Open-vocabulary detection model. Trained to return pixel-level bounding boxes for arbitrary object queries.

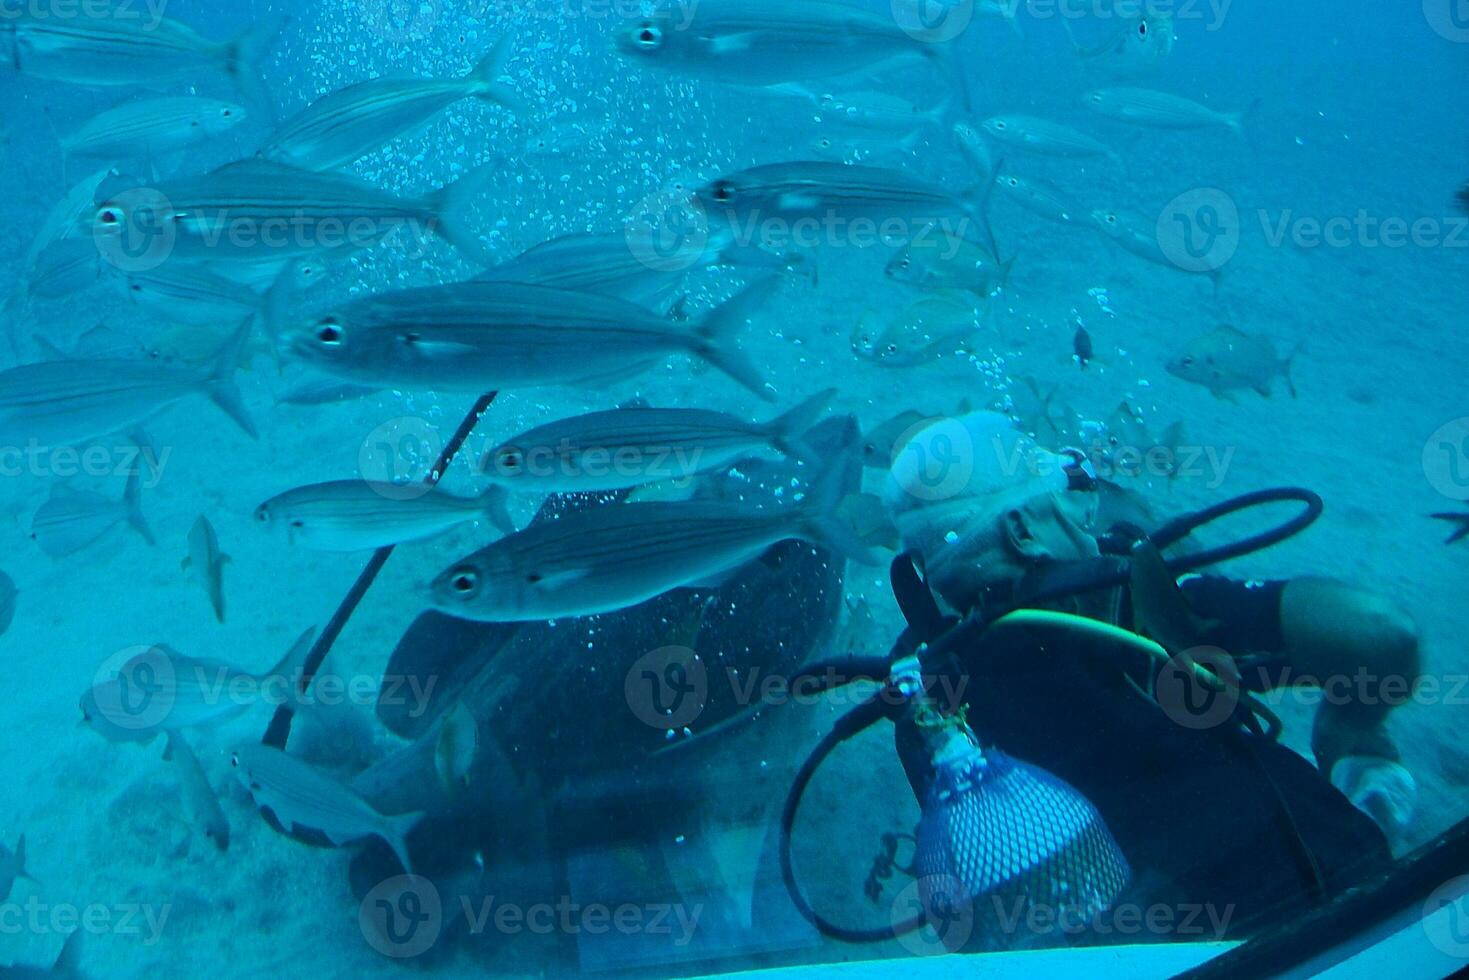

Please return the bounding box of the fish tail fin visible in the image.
[383,811,426,874]
[1282,342,1303,399]
[264,626,318,681]
[122,468,154,547]
[54,929,83,974]
[800,460,880,567]
[478,485,516,534]
[693,276,779,401]
[203,321,259,439]
[15,834,34,882]
[468,36,525,114]
[766,388,837,460]
[426,164,499,268]
[221,16,288,123]
[958,156,1004,262]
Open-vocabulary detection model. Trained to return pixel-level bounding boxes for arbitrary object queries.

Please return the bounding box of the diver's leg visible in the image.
[1278,577,1422,835]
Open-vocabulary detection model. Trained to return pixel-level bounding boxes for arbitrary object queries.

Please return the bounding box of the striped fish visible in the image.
[232,744,424,873]
[252,480,515,552]
[696,161,985,237]
[0,321,256,448]
[30,466,153,559]
[261,39,519,171]
[80,630,314,742]
[994,171,1085,225]
[62,95,246,160]
[4,5,283,110]
[480,389,835,492]
[430,450,876,621]
[613,0,966,107]
[92,159,498,268]
[981,115,1123,166]
[1090,207,1223,287]
[1084,88,1245,138]
[281,277,777,399]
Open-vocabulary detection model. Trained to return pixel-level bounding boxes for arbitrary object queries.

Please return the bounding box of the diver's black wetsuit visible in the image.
[950,574,1394,938]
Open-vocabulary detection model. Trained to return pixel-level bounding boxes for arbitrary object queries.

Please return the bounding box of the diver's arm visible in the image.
[1277,577,1422,771]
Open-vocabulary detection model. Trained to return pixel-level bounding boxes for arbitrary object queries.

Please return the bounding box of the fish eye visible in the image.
[315,317,344,346]
[993,120,1006,130]
[1139,21,1148,37]
[497,448,523,472]
[526,571,543,584]
[253,507,271,524]
[96,206,123,226]
[710,180,734,204]
[450,570,480,596]
[1181,355,1195,366]
[230,753,240,767]
[636,23,662,48]
[221,108,233,117]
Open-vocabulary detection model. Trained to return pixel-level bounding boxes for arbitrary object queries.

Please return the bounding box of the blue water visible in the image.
[0,0,1466,975]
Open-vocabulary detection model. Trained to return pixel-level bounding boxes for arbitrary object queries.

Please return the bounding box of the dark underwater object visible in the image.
[1430,507,1469,544]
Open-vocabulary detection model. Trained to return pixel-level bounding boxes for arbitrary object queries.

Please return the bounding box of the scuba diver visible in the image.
[780,411,1419,951]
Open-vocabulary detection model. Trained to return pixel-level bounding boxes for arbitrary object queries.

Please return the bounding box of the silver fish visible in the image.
[231,743,424,873]
[5,5,283,109]
[614,0,963,101]
[1065,9,1175,78]
[0,569,15,637]
[30,469,153,559]
[0,321,256,448]
[886,228,1012,299]
[696,161,989,254]
[994,171,1085,225]
[80,629,313,741]
[117,262,276,329]
[253,480,515,552]
[92,159,499,269]
[164,732,230,851]
[981,115,1122,166]
[260,40,519,171]
[0,833,33,902]
[1084,88,1244,137]
[951,119,996,183]
[281,277,777,400]
[183,516,228,623]
[430,458,875,621]
[1089,207,1223,286]
[62,96,246,160]
[1,168,112,349]
[481,389,835,492]
[850,293,980,368]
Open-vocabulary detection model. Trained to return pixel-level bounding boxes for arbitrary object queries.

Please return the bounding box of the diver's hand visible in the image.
[1331,755,1417,840]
